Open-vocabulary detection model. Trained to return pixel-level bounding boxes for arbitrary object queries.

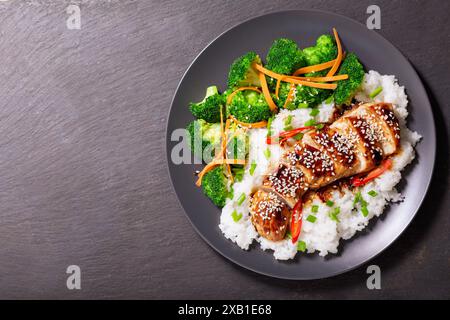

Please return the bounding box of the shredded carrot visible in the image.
[327,28,342,77]
[276,74,347,98]
[229,115,267,128]
[275,75,293,99]
[222,158,246,165]
[275,78,282,98]
[256,63,337,90]
[283,77,337,90]
[196,115,250,187]
[283,84,296,109]
[287,74,348,82]
[195,158,246,187]
[293,59,336,75]
[254,63,283,80]
[219,105,225,148]
[226,86,262,105]
[195,159,222,187]
[258,71,278,112]
[224,119,233,182]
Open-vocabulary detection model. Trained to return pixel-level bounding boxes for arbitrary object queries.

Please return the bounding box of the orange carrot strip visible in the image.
[283,77,337,89]
[223,158,246,165]
[195,160,222,187]
[226,86,261,105]
[293,59,336,75]
[283,84,296,109]
[287,74,348,82]
[256,63,337,90]
[195,158,246,187]
[258,71,278,112]
[275,77,282,98]
[224,119,233,182]
[254,63,283,80]
[229,115,267,128]
[327,28,343,77]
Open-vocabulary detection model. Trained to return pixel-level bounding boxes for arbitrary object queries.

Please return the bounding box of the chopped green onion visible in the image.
[237,193,246,206]
[264,148,271,159]
[249,161,257,176]
[231,210,243,222]
[361,205,369,217]
[284,115,293,126]
[285,231,292,239]
[315,123,325,130]
[353,191,368,209]
[306,215,317,223]
[369,86,383,99]
[304,119,316,127]
[311,205,319,213]
[297,102,308,108]
[353,192,362,207]
[283,115,293,131]
[267,116,274,137]
[294,133,304,140]
[297,240,307,252]
[353,191,369,216]
[325,95,334,104]
[329,207,341,222]
[360,197,368,207]
[309,108,320,117]
[227,186,234,199]
[368,190,378,197]
[326,200,334,207]
[367,190,378,197]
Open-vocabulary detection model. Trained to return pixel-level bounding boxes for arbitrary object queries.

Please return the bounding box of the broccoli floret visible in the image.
[189,86,224,123]
[187,119,222,161]
[227,52,262,89]
[227,90,272,123]
[334,53,365,105]
[202,165,228,207]
[276,34,337,109]
[275,80,330,110]
[265,38,306,75]
[303,34,337,66]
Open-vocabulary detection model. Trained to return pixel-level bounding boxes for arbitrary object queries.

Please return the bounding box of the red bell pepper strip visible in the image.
[266,126,315,145]
[351,159,393,187]
[290,198,303,244]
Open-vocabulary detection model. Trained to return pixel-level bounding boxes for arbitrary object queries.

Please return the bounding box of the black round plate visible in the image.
[165,10,435,279]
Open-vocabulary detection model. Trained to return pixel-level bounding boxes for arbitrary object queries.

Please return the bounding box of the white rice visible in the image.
[219,70,421,260]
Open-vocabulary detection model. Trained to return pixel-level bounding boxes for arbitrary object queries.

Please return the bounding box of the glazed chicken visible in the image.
[249,102,401,241]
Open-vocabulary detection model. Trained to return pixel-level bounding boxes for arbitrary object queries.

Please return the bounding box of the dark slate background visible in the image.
[0,0,448,299]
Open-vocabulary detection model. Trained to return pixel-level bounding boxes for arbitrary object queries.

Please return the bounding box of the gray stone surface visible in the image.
[0,0,448,299]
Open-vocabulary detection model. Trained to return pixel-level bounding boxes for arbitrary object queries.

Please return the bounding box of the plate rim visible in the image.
[164,9,436,280]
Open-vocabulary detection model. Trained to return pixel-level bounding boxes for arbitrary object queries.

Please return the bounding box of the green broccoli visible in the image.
[186,119,222,161]
[334,53,365,105]
[303,34,337,66]
[265,38,306,75]
[227,52,262,89]
[189,86,224,123]
[277,34,337,109]
[274,82,330,110]
[202,165,229,207]
[227,90,272,123]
